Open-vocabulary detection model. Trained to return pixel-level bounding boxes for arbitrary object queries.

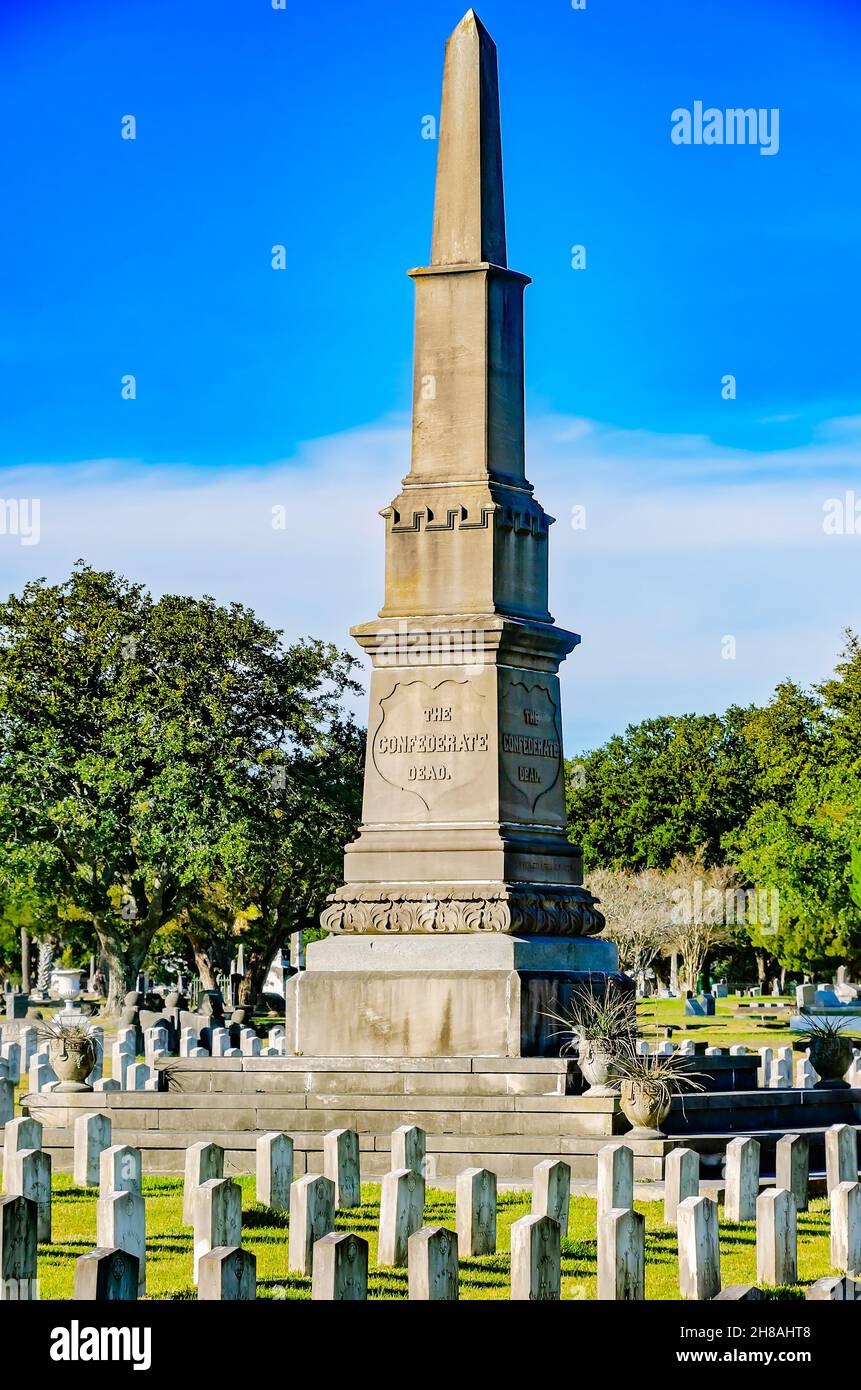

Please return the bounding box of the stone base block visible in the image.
[285,934,623,1058]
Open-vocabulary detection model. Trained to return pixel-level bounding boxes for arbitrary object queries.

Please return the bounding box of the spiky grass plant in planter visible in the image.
[794,1013,858,1089]
[613,1044,704,1137]
[547,984,637,1095]
[36,1018,98,1092]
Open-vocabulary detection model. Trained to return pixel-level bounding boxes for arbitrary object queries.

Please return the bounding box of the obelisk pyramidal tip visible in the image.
[431,10,507,268]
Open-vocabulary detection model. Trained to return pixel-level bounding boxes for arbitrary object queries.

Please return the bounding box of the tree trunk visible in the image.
[755,951,768,984]
[192,942,220,992]
[97,925,151,1016]
[20,926,31,993]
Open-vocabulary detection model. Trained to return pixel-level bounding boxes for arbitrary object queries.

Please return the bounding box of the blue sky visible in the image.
[0,0,859,750]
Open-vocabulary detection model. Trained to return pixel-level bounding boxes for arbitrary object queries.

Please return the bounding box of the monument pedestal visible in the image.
[286,933,622,1058]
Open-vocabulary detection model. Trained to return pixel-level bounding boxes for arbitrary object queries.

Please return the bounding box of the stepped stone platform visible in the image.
[13,1058,860,1187]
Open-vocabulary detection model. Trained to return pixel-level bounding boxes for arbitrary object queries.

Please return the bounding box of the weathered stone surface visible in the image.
[0,1195,37,1300]
[97,1191,146,1295]
[724,1136,760,1223]
[74,1247,139,1301]
[597,1142,633,1225]
[826,1124,858,1194]
[678,1195,721,1300]
[830,1180,861,1276]
[806,1274,859,1300]
[756,1187,797,1287]
[776,1133,809,1213]
[311,1231,369,1301]
[510,1214,560,1300]
[408,1225,459,1300]
[531,1158,571,1237]
[288,1174,335,1276]
[391,1124,426,1177]
[714,1284,764,1301]
[597,1206,644,1301]
[73,1112,112,1187]
[378,1168,425,1267]
[17,1149,51,1243]
[2,1117,42,1192]
[198,1245,256,1301]
[256,1132,293,1212]
[323,1127,361,1208]
[455,1165,497,1255]
[664,1147,699,1226]
[0,1078,12,1126]
[193,1178,241,1284]
[183,1141,224,1224]
[99,1144,142,1198]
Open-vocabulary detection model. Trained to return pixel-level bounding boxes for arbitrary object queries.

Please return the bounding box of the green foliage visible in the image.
[0,563,362,1008]
[567,635,861,976]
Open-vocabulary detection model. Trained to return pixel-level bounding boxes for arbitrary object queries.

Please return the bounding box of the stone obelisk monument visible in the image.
[287,10,620,1057]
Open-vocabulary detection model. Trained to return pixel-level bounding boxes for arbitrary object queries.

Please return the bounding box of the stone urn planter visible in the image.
[618,1079,673,1138]
[578,1039,619,1096]
[40,1022,98,1093]
[806,1034,855,1089]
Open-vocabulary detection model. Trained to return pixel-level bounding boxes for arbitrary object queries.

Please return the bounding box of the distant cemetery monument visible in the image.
[286,7,623,1059]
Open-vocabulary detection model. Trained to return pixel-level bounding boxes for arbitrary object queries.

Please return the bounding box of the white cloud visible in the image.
[2,412,859,750]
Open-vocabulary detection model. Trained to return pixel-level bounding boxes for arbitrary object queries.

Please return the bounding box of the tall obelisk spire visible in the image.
[431,10,507,267]
[287,12,613,1064]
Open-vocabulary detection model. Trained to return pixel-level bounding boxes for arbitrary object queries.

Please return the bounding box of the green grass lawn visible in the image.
[636,996,797,1051]
[36,1175,836,1300]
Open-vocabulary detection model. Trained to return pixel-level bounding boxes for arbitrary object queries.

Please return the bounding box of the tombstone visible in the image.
[806,1275,859,1301]
[391,1124,426,1177]
[455,1166,497,1256]
[17,1149,51,1243]
[378,1168,425,1267]
[74,1248,139,1301]
[776,1134,809,1213]
[93,1077,120,1094]
[289,1175,336,1277]
[0,1078,12,1126]
[729,1044,747,1057]
[240,1035,261,1058]
[769,1055,792,1089]
[110,1042,132,1089]
[597,1206,645,1301]
[126,1062,153,1091]
[193,1178,242,1284]
[509,1214,561,1301]
[757,1047,773,1089]
[180,1027,198,1057]
[100,1144,142,1198]
[97,1191,146,1295]
[311,1231,369,1301]
[408,1225,459,1301]
[17,1027,37,1067]
[677,1196,721,1300]
[684,995,704,1017]
[2,1117,42,1193]
[795,1057,817,1089]
[256,1132,293,1212]
[756,1188,797,1286]
[183,1141,224,1224]
[0,1041,21,1085]
[73,1112,112,1187]
[796,983,816,1010]
[701,992,716,1016]
[826,1124,858,1194]
[210,1027,230,1058]
[724,1137,760,1223]
[596,1142,633,1230]
[531,1158,571,1237]
[0,1196,38,1299]
[664,1147,699,1226]
[28,1054,56,1095]
[323,1128,361,1208]
[714,1284,764,1300]
[198,1246,257,1301]
[830,1181,861,1276]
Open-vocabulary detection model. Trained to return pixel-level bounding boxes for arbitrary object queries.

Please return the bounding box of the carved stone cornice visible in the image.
[320,885,604,937]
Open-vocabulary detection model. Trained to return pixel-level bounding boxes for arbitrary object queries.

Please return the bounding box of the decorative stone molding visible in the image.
[320,886,604,937]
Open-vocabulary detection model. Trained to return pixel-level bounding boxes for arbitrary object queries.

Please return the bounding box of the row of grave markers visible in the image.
[1,1113,859,1301]
[0,1022,290,1099]
[639,1039,861,1089]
